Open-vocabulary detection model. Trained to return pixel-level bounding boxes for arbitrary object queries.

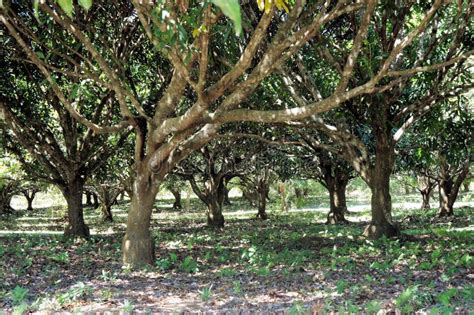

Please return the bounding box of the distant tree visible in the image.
[176,139,251,227]
[404,101,473,217]
[20,181,47,211]
[2,0,466,264]
[163,174,185,211]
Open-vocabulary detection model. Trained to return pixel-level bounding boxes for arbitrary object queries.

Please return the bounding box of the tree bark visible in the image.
[170,187,182,210]
[437,156,469,217]
[97,187,115,222]
[462,182,469,192]
[122,172,159,266]
[326,177,349,224]
[92,193,99,209]
[206,198,225,227]
[85,191,93,207]
[363,133,399,239]
[279,182,288,212]
[24,192,36,211]
[62,179,90,238]
[256,181,269,220]
[101,204,113,222]
[242,188,258,207]
[438,177,453,216]
[0,194,14,214]
[420,190,432,210]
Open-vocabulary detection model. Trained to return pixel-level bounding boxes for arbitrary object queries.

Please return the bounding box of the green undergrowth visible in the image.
[0,199,472,313]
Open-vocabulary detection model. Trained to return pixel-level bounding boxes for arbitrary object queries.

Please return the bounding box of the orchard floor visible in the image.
[0,196,473,314]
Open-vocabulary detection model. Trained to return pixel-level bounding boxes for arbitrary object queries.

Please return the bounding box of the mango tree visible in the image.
[1,0,466,264]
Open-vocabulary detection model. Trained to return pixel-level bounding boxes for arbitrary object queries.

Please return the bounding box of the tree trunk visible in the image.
[122,173,159,266]
[363,135,399,239]
[436,155,469,217]
[256,181,269,220]
[92,193,99,209]
[170,188,182,210]
[62,179,90,238]
[420,190,431,210]
[206,198,225,228]
[438,178,453,216]
[294,187,303,199]
[98,187,114,222]
[462,182,469,192]
[242,188,258,207]
[101,204,113,222]
[85,192,93,207]
[24,192,36,211]
[326,178,349,224]
[0,194,14,214]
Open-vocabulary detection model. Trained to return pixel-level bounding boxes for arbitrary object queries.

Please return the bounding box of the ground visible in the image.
[0,192,473,314]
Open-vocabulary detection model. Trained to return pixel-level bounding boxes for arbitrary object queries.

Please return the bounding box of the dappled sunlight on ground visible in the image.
[0,194,473,313]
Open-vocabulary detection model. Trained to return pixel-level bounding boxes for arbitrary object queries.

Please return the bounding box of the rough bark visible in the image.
[206,198,225,228]
[326,177,349,224]
[122,172,159,266]
[363,133,399,239]
[62,179,90,238]
[438,177,453,216]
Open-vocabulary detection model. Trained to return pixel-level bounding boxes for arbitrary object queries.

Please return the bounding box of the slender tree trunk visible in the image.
[62,179,90,238]
[326,178,349,224]
[23,191,36,211]
[462,182,469,192]
[363,135,399,239]
[294,187,303,199]
[92,193,99,209]
[256,181,269,220]
[101,204,113,222]
[85,192,93,207]
[98,188,114,222]
[242,188,257,207]
[420,190,431,210]
[170,188,182,210]
[122,172,159,266]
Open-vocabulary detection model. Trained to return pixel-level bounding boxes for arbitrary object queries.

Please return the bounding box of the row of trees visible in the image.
[1,0,472,265]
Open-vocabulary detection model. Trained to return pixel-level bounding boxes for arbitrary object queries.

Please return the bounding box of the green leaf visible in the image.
[78,0,92,11]
[57,0,73,17]
[210,0,242,36]
[33,0,40,19]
